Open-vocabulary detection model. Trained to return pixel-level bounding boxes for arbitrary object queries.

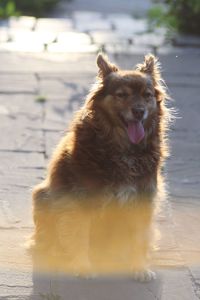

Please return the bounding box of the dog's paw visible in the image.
[132,269,156,282]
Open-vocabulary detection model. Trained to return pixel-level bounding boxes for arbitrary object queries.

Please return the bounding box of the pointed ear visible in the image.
[136,54,161,83]
[96,53,118,79]
[137,54,168,102]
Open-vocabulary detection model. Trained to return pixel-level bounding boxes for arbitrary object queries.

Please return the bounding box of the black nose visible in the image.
[132,107,145,121]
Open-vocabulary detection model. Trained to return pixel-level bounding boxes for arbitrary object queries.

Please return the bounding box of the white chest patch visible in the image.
[115,186,137,205]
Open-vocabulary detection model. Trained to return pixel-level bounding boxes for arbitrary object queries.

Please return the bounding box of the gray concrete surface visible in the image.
[0,10,165,54]
[52,0,153,17]
[0,48,200,299]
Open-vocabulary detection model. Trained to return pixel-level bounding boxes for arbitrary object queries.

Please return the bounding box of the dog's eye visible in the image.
[144,92,153,99]
[116,92,128,98]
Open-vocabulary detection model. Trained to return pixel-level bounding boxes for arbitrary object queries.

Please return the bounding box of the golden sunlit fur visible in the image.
[31,54,170,281]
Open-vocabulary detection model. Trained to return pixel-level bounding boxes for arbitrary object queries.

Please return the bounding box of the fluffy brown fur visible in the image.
[31,54,169,280]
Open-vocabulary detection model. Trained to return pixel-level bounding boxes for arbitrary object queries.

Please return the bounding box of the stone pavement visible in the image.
[0,11,166,55]
[52,0,152,16]
[0,3,200,299]
[0,48,200,299]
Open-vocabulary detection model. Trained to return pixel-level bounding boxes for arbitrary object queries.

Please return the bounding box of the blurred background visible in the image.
[0,0,200,54]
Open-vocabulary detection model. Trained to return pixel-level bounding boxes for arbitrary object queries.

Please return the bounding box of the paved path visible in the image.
[52,0,152,16]
[0,10,165,54]
[0,48,200,299]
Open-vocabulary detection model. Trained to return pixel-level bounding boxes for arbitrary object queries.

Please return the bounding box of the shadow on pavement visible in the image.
[31,271,162,300]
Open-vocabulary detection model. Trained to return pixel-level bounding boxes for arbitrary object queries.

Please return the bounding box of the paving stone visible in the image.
[42,88,85,153]
[48,31,95,52]
[61,75,93,92]
[108,15,147,33]
[75,20,111,32]
[9,16,36,30]
[42,78,88,116]
[0,93,44,226]
[161,268,198,300]
[0,52,96,73]
[0,180,41,227]
[153,201,183,267]
[0,94,43,152]
[113,53,151,69]
[190,267,200,280]
[73,12,111,31]
[167,176,200,200]
[0,229,32,297]
[90,31,133,46]
[43,74,93,91]
[44,99,73,129]
[0,74,37,93]
[134,32,165,47]
[35,18,73,32]
[11,29,56,44]
[173,35,200,47]
[0,19,9,27]
[165,84,200,199]
[165,74,200,87]
[32,272,162,300]
[0,116,44,152]
[114,52,200,76]
[45,130,65,159]
[0,27,9,42]
[73,11,104,21]
[0,154,45,188]
[0,286,32,298]
[58,31,91,45]
[168,86,200,140]
[0,229,32,270]
[63,1,151,16]
[39,78,68,98]
[48,42,98,53]
[171,201,200,254]
[0,152,45,227]
[7,30,53,52]
[0,41,44,53]
[32,272,55,299]
[159,52,200,76]
[105,44,152,54]
[0,94,41,120]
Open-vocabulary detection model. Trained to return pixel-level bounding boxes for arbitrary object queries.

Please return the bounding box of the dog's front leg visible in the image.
[55,202,92,276]
[129,201,156,282]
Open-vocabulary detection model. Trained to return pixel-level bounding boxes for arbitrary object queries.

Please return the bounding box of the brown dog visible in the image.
[31,54,169,281]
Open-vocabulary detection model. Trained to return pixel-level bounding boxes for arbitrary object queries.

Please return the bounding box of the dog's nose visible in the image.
[132,107,145,121]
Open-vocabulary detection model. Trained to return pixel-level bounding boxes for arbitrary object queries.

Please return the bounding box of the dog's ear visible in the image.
[136,54,161,84]
[137,54,167,102]
[96,53,118,79]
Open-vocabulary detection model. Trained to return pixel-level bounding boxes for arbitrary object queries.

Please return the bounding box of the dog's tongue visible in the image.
[127,121,145,144]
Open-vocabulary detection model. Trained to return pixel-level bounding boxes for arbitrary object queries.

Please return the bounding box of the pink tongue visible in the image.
[127,121,145,144]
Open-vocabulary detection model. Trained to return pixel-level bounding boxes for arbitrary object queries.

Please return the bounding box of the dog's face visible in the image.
[100,71,157,144]
[89,54,166,145]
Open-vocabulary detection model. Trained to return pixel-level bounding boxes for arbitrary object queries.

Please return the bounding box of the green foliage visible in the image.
[0,0,60,18]
[166,0,200,34]
[14,0,60,17]
[0,1,19,18]
[148,0,200,35]
[35,95,47,103]
[147,4,177,32]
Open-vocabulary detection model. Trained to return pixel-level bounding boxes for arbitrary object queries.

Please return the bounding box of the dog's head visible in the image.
[86,54,168,145]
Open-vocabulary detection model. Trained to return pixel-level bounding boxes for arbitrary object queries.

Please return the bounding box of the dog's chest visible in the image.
[114,185,137,204]
[113,153,157,204]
